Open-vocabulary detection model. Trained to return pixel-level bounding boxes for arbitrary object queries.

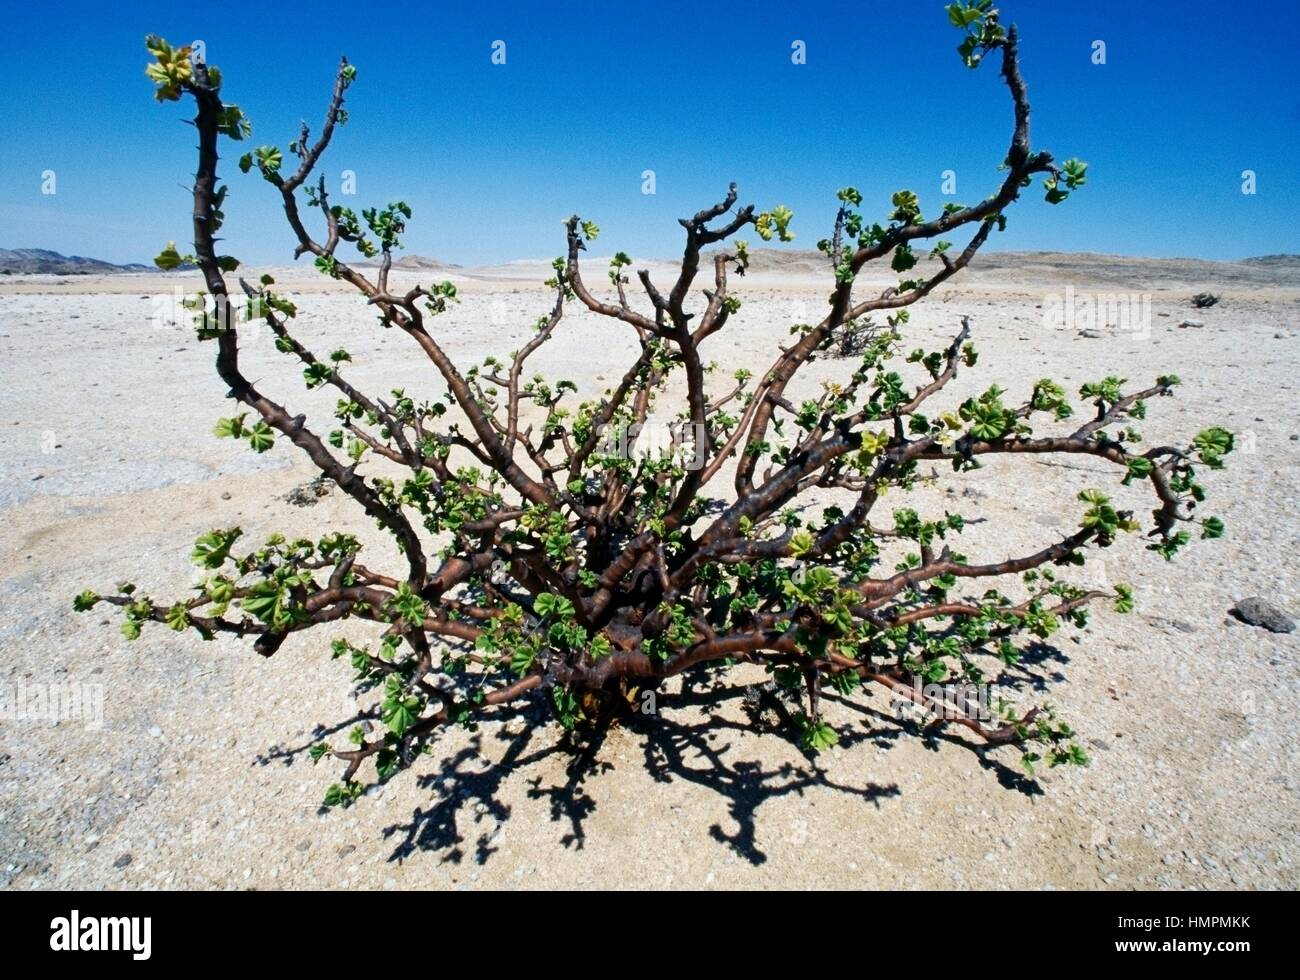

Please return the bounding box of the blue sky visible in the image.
[0,0,1295,266]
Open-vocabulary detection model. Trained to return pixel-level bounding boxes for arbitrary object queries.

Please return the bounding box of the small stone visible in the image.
[1229,597,1295,633]
[148,725,163,738]
[1178,319,1205,328]
[285,475,334,507]
[113,853,133,869]
[1077,328,1103,339]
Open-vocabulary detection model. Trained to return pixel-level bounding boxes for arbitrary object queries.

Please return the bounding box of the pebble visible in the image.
[1230,597,1295,633]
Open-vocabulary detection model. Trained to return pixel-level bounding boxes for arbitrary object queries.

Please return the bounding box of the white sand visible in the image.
[0,253,1297,889]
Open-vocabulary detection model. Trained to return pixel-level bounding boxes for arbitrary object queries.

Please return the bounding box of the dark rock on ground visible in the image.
[285,475,334,507]
[1230,597,1295,633]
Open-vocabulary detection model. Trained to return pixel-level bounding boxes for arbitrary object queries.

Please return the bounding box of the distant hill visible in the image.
[1241,254,1300,267]
[355,254,462,271]
[695,248,1300,287]
[0,248,150,275]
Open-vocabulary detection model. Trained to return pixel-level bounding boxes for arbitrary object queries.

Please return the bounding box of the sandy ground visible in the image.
[0,252,1297,890]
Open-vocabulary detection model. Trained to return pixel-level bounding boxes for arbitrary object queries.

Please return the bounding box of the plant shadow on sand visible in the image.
[362,644,1067,867]
[250,637,1070,867]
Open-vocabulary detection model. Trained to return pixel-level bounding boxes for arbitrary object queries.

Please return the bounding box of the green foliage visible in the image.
[323,780,364,807]
[381,675,423,735]
[799,715,839,752]
[388,582,427,627]
[153,241,192,271]
[1044,158,1088,204]
[191,527,242,568]
[755,205,795,242]
[1113,583,1135,614]
[1193,427,1234,468]
[144,35,193,101]
[246,421,275,453]
[945,0,1004,67]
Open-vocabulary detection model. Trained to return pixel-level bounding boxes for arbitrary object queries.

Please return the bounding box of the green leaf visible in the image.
[213,413,246,439]
[1124,456,1153,482]
[164,602,190,632]
[755,205,795,242]
[303,362,333,389]
[534,592,575,620]
[322,781,362,807]
[788,530,814,557]
[1192,427,1234,467]
[799,717,839,752]
[382,694,420,735]
[153,241,189,271]
[1061,157,1089,189]
[241,579,286,624]
[1113,583,1134,614]
[246,421,275,453]
[254,145,282,173]
[191,527,242,568]
[388,581,427,627]
[510,646,537,674]
[217,104,251,140]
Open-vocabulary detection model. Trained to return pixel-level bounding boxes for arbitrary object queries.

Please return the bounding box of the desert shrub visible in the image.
[1191,292,1221,309]
[78,5,1233,805]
